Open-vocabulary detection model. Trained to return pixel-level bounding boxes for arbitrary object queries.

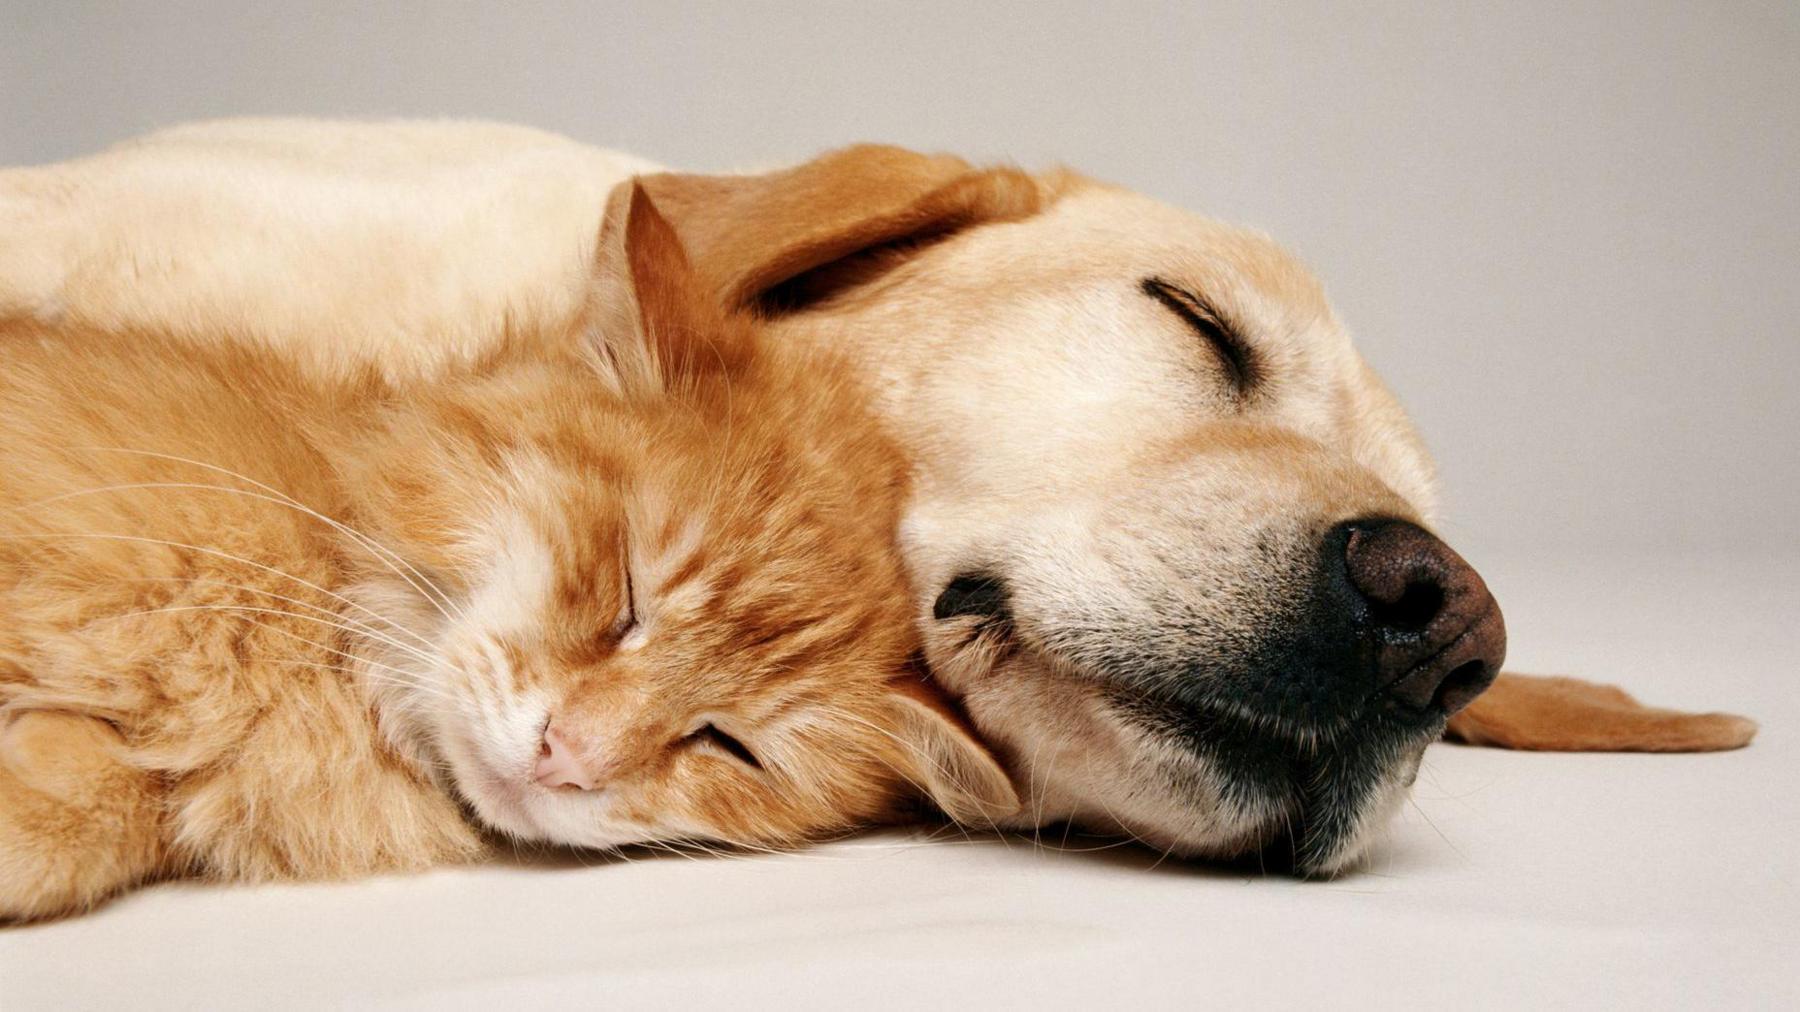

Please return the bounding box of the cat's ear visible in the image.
[885,675,1020,826]
[579,180,750,396]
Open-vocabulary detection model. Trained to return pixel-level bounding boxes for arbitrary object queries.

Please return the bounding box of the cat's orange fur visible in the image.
[0,184,1017,922]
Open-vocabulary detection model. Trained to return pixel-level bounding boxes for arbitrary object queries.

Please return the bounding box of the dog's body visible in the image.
[1,120,1754,873]
[0,119,650,380]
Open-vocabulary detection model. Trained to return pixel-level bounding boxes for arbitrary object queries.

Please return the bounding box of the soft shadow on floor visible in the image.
[479,819,1451,884]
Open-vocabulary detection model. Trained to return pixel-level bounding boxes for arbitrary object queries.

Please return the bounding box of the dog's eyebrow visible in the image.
[1140,277,1260,397]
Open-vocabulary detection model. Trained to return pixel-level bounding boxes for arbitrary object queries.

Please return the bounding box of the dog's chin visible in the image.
[926,624,1436,876]
[1122,699,1436,876]
[1232,744,1423,878]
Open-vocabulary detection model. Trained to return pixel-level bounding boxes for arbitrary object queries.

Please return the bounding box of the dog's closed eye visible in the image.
[1140,277,1259,398]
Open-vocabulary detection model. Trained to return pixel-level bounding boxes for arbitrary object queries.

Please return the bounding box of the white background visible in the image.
[5,1,1796,559]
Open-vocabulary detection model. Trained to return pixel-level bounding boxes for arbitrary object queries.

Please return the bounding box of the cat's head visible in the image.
[342,183,1018,850]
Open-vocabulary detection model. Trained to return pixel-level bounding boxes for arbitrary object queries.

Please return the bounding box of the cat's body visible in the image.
[0,186,1016,920]
[0,330,485,891]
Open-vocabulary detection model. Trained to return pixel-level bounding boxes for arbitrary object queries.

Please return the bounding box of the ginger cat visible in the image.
[0,184,1017,921]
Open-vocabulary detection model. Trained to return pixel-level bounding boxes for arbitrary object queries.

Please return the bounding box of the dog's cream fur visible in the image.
[1,120,1755,874]
[1,119,652,379]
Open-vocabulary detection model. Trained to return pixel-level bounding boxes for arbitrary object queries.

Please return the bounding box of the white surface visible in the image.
[2,550,1793,1009]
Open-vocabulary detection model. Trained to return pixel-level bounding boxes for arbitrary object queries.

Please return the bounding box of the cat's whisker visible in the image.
[105,602,439,669]
[71,445,468,617]
[636,838,705,863]
[99,574,437,652]
[147,612,463,711]
[0,530,440,654]
[675,835,793,864]
[706,835,794,860]
[332,666,458,706]
[303,659,458,706]
[99,607,453,713]
[22,464,466,626]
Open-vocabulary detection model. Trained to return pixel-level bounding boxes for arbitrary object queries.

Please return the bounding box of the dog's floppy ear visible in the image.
[1446,672,1756,751]
[638,144,1048,314]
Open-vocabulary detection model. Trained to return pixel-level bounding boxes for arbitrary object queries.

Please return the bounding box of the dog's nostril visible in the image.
[934,571,1010,622]
[1342,521,1461,637]
[1436,660,1494,715]
[1375,579,1444,633]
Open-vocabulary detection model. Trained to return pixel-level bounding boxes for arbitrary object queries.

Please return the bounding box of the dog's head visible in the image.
[643,148,1505,874]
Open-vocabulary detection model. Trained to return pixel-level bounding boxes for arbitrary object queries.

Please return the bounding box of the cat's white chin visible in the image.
[514,796,650,851]
[438,725,646,851]
[497,788,662,853]
[440,736,543,839]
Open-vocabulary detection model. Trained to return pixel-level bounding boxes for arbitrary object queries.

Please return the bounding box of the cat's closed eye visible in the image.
[608,559,640,644]
[688,723,763,770]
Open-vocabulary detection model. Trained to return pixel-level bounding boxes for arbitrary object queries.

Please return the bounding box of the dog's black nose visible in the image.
[1339,520,1505,715]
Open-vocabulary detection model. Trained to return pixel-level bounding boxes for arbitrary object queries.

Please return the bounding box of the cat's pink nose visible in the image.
[533,723,597,790]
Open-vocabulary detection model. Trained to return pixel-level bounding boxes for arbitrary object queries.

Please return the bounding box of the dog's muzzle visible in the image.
[931,518,1506,875]
[1234,518,1505,872]
[1092,518,1505,874]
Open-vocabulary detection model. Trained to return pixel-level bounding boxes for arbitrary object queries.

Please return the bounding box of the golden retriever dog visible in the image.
[0,120,1755,874]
